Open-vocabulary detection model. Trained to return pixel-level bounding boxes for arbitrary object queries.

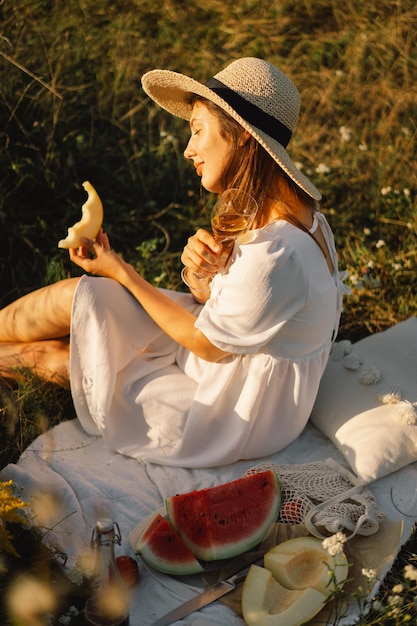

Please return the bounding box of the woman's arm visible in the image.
[120,265,227,361]
[69,231,229,362]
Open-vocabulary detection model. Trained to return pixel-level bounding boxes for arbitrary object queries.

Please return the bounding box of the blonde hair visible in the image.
[189,95,317,228]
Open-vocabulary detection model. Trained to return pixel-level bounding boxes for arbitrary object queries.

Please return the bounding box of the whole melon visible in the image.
[166,470,280,561]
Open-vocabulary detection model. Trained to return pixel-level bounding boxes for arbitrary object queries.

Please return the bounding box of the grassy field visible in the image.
[0,0,416,623]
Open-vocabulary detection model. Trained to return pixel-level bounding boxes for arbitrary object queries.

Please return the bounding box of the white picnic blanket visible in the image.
[2,417,416,626]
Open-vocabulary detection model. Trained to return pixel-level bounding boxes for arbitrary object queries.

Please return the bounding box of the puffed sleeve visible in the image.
[195,232,308,353]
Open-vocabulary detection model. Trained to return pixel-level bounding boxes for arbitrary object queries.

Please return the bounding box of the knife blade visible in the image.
[150,560,259,626]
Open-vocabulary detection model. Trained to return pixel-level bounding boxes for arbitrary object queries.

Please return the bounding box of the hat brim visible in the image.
[141,69,321,201]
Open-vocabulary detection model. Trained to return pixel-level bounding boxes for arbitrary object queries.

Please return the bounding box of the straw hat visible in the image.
[141,57,321,201]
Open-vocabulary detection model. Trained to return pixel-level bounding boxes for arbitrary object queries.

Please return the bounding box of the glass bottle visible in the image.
[84,518,130,626]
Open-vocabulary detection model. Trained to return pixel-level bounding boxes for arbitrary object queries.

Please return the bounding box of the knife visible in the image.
[150,558,262,626]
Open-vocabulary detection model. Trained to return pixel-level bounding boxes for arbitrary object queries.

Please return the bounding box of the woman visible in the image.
[0,58,349,467]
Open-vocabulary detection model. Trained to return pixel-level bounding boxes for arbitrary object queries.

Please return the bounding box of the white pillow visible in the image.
[310,316,417,482]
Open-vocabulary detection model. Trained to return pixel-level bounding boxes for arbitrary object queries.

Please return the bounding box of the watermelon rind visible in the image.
[166,470,281,561]
[135,513,204,575]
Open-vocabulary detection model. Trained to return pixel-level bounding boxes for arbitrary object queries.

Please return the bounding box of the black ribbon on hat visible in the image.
[205,77,292,148]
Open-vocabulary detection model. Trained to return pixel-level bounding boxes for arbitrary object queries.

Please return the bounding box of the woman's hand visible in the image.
[181,228,223,281]
[69,229,130,282]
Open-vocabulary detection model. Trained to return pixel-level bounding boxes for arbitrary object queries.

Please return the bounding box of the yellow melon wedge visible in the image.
[264,537,348,595]
[58,181,103,249]
[242,564,328,626]
[242,537,349,626]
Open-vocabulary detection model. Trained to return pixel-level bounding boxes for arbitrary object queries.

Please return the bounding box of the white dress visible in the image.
[70,212,349,467]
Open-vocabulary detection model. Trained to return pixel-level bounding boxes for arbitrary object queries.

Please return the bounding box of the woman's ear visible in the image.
[239,130,251,147]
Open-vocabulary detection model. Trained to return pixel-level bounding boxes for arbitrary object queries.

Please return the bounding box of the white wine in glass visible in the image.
[211,188,258,245]
[185,188,258,287]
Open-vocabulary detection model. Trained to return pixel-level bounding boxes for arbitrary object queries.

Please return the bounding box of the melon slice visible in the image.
[265,536,348,594]
[242,564,328,626]
[166,470,280,561]
[242,536,349,626]
[58,181,103,249]
[134,513,204,575]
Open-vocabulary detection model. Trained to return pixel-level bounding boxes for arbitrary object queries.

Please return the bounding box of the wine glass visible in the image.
[210,188,258,248]
[184,188,258,287]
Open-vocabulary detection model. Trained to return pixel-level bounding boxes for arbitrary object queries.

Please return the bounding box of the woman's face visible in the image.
[184,101,233,194]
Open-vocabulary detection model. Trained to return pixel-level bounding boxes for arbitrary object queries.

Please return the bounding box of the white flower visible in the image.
[381,186,392,196]
[404,564,417,582]
[388,594,403,608]
[339,126,353,142]
[392,262,402,271]
[322,532,347,556]
[403,188,410,197]
[66,566,85,586]
[367,260,375,269]
[375,239,385,248]
[315,163,331,175]
[362,567,378,581]
[372,599,384,612]
[336,70,344,77]
[350,275,364,289]
[392,583,404,594]
[358,142,368,151]
[58,606,79,625]
[160,131,174,144]
[363,227,371,235]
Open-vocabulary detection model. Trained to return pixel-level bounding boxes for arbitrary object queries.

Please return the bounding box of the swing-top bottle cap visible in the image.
[96,518,114,533]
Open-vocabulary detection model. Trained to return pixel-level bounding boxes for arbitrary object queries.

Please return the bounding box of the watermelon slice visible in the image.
[166,470,280,561]
[134,513,204,575]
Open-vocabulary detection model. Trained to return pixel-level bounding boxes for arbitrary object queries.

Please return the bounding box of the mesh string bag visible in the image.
[244,458,384,539]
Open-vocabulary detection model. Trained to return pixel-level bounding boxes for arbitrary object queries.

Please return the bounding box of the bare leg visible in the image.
[0,339,70,388]
[0,277,79,386]
[0,277,79,342]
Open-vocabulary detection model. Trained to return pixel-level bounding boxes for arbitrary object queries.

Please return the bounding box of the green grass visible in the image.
[0,0,416,623]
